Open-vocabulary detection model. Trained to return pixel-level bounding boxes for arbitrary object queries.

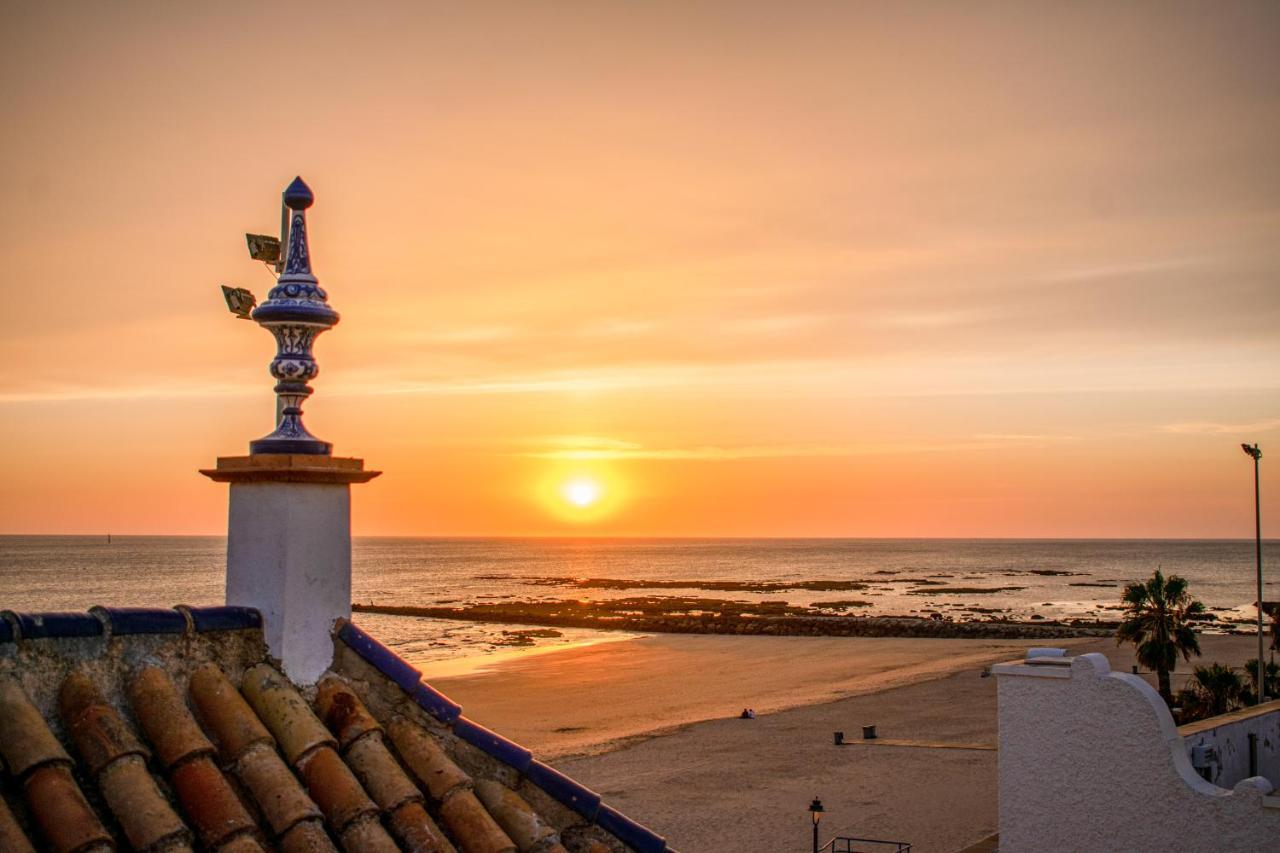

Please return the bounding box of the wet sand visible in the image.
[425,633,1072,759]
[427,631,1263,853]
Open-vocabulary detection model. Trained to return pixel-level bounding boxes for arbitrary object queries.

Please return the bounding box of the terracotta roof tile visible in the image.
[384,715,516,852]
[238,664,400,848]
[0,608,663,853]
[440,789,518,853]
[296,744,379,833]
[314,678,454,850]
[97,754,192,851]
[315,675,383,750]
[128,665,215,769]
[278,819,340,853]
[169,757,259,848]
[60,697,148,779]
[386,717,471,801]
[22,763,114,853]
[474,779,562,852]
[240,664,337,765]
[0,785,36,853]
[125,666,259,848]
[0,677,71,776]
[316,679,419,809]
[387,800,457,853]
[217,834,269,853]
[338,816,405,852]
[55,672,191,850]
[189,663,273,761]
[235,743,325,838]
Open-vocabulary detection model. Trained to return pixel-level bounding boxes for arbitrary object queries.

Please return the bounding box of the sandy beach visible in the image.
[426,632,1263,853]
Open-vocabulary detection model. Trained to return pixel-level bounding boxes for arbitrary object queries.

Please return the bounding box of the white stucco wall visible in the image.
[1183,702,1280,790]
[994,652,1280,853]
[226,481,351,685]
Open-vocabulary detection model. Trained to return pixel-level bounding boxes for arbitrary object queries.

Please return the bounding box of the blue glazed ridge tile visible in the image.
[525,759,601,819]
[595,804,667,853]
[8,611,104,640]
[453,716,533,772]
[336,619,422,691]
[93,606,188,635]
[409,679,463,724]
[179,605,262,632]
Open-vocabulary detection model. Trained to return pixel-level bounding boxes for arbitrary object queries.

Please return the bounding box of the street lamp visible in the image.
[809,797,824,853]
[1242,443,1265,703]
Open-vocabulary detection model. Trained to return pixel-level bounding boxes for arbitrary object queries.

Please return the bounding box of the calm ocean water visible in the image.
[2,537,1276,666]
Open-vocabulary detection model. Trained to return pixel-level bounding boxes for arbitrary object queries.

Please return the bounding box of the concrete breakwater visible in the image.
[353,600,1114,640]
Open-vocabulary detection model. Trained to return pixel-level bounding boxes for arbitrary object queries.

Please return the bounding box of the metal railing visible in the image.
[819,837,912,853]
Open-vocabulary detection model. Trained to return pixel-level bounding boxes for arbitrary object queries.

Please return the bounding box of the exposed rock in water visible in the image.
[906,586,1028,595]
[354,598,1112,640]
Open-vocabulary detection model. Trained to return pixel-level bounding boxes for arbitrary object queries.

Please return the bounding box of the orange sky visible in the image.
[1,1,1278,537]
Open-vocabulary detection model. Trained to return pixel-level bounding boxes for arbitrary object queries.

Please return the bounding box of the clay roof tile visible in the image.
[344,733,423,812]
[58,671,150,778]
[387,800,457,853]
[96,754,192,851]
[440,789,518,853]
[169,756,258,848]
[0,789,36,853]
[21,763,114,853]
[0,677,71,777]
[386,716,471,801]
[474,779,561,851]
[314,676,382,750]
[235,743,324,836]
[189,663,272,761]
[296,745,378,833]
[128,665,214,769]
[277,819,339,853]
[215,834,269,853]
[239,664,336,765]
[337,817,403,852]
[0,607,657,853]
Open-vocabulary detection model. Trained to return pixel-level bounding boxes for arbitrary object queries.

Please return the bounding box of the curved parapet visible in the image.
[993,650,1280,853]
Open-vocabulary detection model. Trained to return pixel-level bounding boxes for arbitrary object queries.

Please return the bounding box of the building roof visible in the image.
[0,607,667,853]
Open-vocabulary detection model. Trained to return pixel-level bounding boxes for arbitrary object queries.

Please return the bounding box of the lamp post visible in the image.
[808,797,824,853]
[1242,443,1264,703]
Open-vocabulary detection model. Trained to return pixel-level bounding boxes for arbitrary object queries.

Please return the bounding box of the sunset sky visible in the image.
[1,1,1278,537]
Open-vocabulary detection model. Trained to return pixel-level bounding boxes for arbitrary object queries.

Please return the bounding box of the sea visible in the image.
[1,537,1275,669]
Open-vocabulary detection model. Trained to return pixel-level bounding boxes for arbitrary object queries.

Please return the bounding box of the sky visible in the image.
[1,1,1278,537]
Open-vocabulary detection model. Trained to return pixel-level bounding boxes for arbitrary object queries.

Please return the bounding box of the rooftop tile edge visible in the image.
[0,606,262,642]
[335,617,667,849]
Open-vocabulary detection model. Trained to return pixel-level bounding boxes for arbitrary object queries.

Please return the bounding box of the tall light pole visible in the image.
[1242,443,1264,703]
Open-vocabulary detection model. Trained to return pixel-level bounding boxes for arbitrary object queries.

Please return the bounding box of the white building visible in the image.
[993,649,1280,852]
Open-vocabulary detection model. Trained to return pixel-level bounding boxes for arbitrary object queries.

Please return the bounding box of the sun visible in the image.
[561,477,603,508]
[536,467,627,524]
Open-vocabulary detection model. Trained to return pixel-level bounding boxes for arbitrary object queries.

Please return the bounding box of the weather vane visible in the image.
[222,176,340,455]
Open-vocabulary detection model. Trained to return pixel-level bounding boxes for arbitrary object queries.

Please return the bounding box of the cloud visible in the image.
[518,436,1060,461]
[1162,419,1280,435]
[1035,256,1213,284]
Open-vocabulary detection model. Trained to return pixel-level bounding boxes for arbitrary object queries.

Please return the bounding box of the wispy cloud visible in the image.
[1036,256,1212,284]
[0,383,254,405]
[973,433,1080,443]
[517,435,1062,461]
[1162,418,1280,435]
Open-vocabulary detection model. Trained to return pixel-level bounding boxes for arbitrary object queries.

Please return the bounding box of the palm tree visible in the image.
[1187,663,1244,717]
[1242,658,1280,704]
[1116,569,1205,705]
